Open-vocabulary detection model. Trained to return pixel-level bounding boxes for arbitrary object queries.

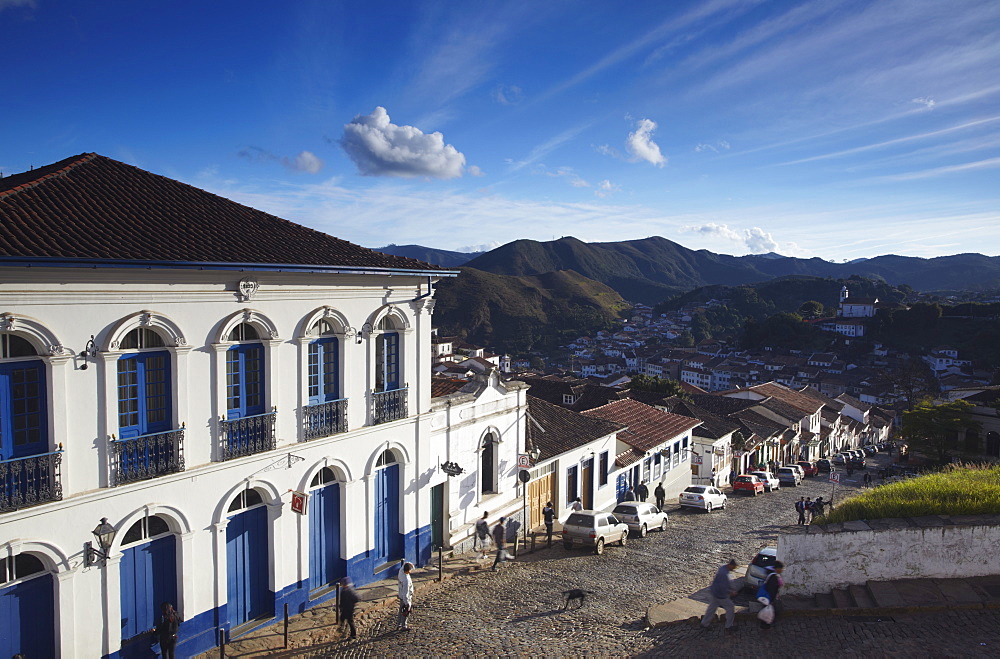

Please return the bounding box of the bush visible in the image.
[818,463,1000,523]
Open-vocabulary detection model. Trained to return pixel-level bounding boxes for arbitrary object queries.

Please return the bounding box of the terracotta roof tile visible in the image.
[526,396,624,461]
[0,153,445,272]
[582,398,701,453]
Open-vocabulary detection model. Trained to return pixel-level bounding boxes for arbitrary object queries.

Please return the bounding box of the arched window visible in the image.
[308,320,339,404]
[0,333,47,460]
[226,324,264,419]
[481,433,498,494]
[375,317,400,393]
[310,466,337,487]
[117,328,171,440]
[227,487,264,512]
[120,514,171,546]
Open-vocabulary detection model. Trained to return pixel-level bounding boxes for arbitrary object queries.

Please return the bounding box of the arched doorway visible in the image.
[119,514,178,656]
[0,551,55,658]
[309,467,343,593]
[987,432,1000,458]
[373,450,402,568]
[226,488,271,629]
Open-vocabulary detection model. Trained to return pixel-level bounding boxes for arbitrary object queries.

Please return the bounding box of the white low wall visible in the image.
[778,517,1000,595]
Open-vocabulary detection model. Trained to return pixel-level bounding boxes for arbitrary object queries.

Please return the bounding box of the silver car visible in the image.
[745,546,778,589]
[562,510,629,554]
[679,485,727,512]
[749,470,780,492]
[612,502,668,537]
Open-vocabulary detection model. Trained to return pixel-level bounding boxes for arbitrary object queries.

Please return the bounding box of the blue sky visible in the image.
[3,0,999,261]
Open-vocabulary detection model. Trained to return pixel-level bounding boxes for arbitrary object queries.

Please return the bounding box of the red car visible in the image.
[732,474,765,496]
[797,460,818,477]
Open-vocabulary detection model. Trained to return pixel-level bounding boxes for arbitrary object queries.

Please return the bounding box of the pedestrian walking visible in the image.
[339,577,359,639]
[397,562,414,631]
[812,496,826,519]
[864,472,873,488]
[700,559,739,632]
[542,501,555,547]
[491,517,508,571]
[570,497,583,512]
[804,497,813,524]
[758,561,785,629]
[711,468,717,487]
[654,482,666,511]
[795,497,806,525]
[636,480,649,502]
[728,470,737,487]
[153,602,180,659]
[623,486,636,502]
[474,511,491,558]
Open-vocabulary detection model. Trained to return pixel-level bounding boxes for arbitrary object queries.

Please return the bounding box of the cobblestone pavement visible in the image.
[271,454,980,658]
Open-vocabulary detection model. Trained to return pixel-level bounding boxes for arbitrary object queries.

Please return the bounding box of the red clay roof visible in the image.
[0,153,445,272]
[583,398,701,453]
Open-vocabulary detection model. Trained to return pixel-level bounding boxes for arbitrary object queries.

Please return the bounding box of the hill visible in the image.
[373,244,482,268]
[463,236,1000,304]
[432,267,628,353]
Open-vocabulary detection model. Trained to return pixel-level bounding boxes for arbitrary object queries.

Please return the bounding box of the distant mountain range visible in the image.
[374,244,485,268]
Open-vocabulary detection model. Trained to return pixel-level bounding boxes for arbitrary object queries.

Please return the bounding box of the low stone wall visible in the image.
[778,514,1000,595]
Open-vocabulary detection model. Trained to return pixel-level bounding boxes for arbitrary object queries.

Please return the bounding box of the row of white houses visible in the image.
[0,154,698,658]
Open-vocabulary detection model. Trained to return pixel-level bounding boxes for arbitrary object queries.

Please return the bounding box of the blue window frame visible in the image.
[375,332,399,392]
[0,361,47,460]
[117,351,170,439]
[227,344,264,418]
[598,451,609,487]
[307,338,339,404]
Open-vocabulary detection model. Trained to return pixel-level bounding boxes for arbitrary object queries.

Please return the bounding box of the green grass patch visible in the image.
[818,464,1000,524]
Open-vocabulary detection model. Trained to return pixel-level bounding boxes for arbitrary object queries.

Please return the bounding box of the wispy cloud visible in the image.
[237,147,324,174]
[339,107,466,179]
[695,141,731,153]
[507,122,593,172]
[595,180,620,198]
[0,0,34,11]
[492,84,524,105]
[876,156,1000,181]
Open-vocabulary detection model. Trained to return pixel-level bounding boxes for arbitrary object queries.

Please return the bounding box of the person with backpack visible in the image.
[542,501,555,547]
[636,480,649,502]
[474,511,491,559]
[153,602,180,659]
[756,561,785,629]
[491,517,508,571]
[654,482,666,511]
[794,497,806,525]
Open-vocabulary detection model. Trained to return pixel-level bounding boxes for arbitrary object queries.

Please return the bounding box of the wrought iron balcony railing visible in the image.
[111,427,186,487]
[303,398,348,440]
[372,387,408,425]
[221,408,277,461]
[0,449,63,513]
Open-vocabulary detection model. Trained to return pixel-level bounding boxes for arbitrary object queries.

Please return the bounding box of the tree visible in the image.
[628,375,689,399]
[798,300,824,318]
[902,399,980,464]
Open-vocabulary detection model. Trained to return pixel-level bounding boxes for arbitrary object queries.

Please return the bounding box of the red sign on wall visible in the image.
[290,490,308,515]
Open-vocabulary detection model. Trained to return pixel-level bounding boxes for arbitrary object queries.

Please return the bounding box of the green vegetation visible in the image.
[871,303,1000,369]
[902,399,981,464]
[819,464,1000,523]
[628,375,689,399]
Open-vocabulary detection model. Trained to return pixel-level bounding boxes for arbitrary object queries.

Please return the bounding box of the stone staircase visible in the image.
[779,575,1000,616]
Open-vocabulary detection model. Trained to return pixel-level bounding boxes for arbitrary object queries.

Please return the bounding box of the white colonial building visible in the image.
[0,154,530,658]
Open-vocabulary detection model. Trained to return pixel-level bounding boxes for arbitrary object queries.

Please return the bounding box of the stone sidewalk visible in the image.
[196,532,555,657]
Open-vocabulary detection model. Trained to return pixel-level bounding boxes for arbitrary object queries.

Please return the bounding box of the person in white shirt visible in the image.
[570,497,583,511]
[397,562,414,631]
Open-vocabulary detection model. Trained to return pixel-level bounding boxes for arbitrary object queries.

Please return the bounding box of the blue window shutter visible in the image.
[308,338,338,405]
[383,333,399,391]
[227,344,265,418]
[118,351,171,439]
[0,361,47,459]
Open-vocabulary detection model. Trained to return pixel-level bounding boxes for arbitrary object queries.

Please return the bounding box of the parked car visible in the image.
[785,464,806,481]
[733,474,765,496]
[849,457,867,470]
[864,445,878,455]
[749,470,780,492]
[612,501,668,537]
[776,466,801,486]
[797,460,818,477]
[832,453,847,465]
[745,546,779,589]
[562,510,630,554]
[679,485,728,512]
[816,458,833,473]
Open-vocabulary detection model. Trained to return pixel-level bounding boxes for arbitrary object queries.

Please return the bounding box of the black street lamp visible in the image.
[84,517,117,567]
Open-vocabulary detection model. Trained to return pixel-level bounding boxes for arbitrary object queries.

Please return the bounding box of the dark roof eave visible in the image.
[0,256,459,277]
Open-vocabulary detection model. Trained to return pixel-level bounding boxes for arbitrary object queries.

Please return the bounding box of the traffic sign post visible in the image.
[829,471,840,507]
[517,454,531,469]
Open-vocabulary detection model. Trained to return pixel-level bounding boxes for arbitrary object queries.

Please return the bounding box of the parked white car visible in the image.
[612,501,668,537]
[776,466,801,486]
[784,464,806,481]
[679,485,728,512]
[749,470,780,492]
[745,546,778,589]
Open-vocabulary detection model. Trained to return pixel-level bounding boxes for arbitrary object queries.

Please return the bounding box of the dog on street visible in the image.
[562,588,593,609]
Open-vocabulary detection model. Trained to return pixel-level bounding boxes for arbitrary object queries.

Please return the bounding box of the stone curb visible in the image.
[648,599,1000,628]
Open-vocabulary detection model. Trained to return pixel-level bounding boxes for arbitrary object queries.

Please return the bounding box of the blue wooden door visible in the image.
[373,464,400,565]
[0,573,55,658]
[226,505,270,627]
[0,360,47,460]
[308,482,342,591]
[120,534,177,642]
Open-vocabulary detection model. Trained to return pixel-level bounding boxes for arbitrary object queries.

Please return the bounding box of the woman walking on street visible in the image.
[759,561,785,630]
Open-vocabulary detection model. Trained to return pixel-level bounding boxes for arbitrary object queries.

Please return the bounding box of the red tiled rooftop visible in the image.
[0,153,447,272]
[583,398,701,452]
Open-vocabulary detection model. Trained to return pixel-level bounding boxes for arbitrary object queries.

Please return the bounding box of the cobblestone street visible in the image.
[263,454,998,658]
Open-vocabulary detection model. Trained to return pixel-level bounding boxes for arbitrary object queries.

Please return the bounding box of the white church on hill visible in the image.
[0,154,534,658]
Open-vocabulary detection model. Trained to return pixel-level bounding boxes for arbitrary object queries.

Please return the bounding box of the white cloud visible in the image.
[681,223,780,253]
[492,84,524,105]
[468,165,485,177]
[457,241,503,253]
[695,140,731,153]
[0,0,35,11]
[912,97,936,109]
[339,106,466,179]
[543,166,589,188]
[626,118,667,167]
[595,179,620,198]
[282,151,324,174]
